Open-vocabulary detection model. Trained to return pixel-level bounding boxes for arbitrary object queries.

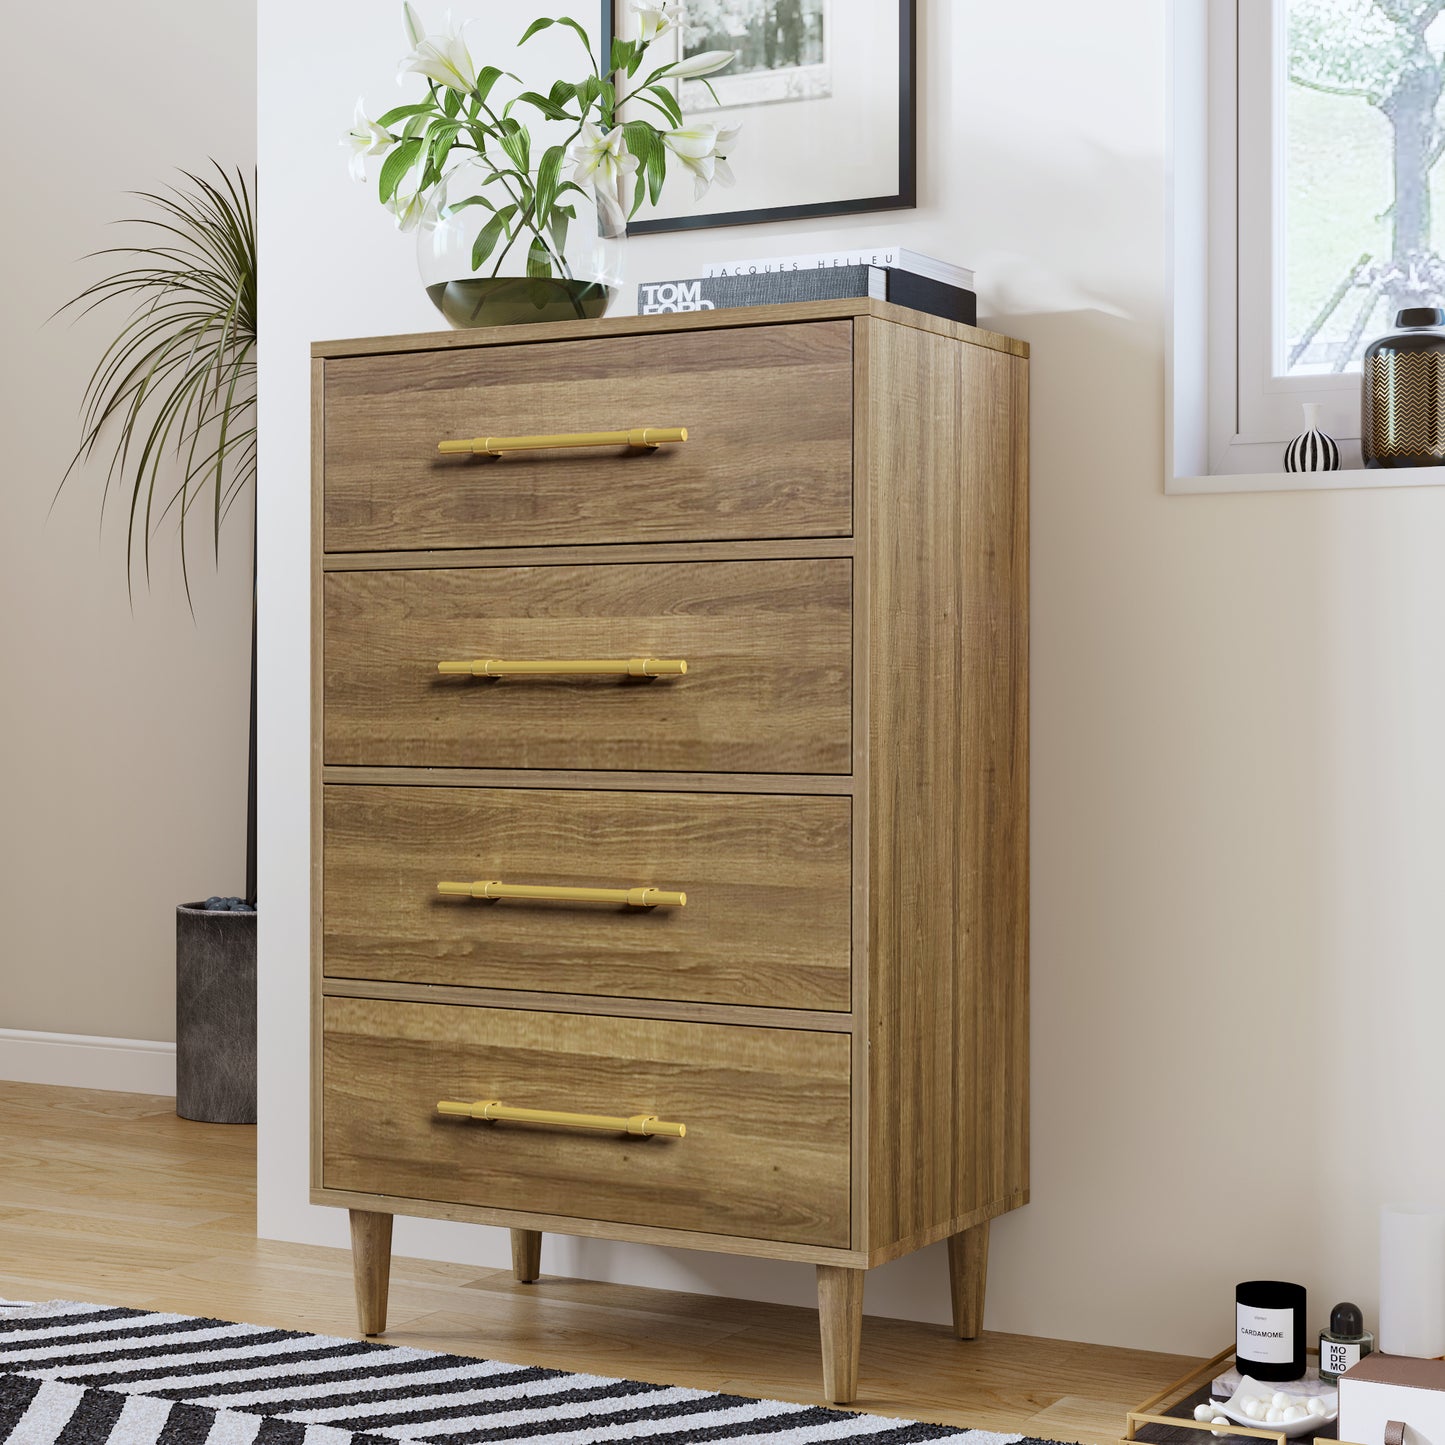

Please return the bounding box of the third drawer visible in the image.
[322,784,853,1011]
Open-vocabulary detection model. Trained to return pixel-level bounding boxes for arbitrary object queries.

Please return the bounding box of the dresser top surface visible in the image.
[311,297,1028,363]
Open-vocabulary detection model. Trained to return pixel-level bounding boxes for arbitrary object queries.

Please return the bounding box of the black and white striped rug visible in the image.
[0,1299,1057,1444]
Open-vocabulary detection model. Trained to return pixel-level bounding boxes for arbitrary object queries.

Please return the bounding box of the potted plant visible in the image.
[346,3,738,326]
[57,166,258,1124]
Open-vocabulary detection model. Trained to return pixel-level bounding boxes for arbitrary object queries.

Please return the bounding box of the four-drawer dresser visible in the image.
[311,298,1029,1403]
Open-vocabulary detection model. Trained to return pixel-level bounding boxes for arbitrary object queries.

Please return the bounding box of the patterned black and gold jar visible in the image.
[1363,307,1445,467]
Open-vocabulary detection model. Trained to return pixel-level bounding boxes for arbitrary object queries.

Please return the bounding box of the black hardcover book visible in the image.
[636,264,977,327]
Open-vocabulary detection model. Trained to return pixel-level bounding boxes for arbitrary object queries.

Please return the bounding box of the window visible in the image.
[1169,0,1445,485]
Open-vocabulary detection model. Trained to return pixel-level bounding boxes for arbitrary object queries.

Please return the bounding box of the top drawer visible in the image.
[321,321,854,553]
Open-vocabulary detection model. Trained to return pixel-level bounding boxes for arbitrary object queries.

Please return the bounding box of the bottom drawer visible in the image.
[321,998,852,1247]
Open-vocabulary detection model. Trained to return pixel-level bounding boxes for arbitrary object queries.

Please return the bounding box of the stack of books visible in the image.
[636,245,976,326]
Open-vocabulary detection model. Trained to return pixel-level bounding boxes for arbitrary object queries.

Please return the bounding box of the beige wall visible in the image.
[257,0,1445,1355]
[0,1,256,1042]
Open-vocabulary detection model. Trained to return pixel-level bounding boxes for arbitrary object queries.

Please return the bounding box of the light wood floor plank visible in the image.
[0,1080,1194,1442]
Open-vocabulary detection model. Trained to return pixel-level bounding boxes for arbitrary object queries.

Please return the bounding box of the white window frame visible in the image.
[1167,0,1445,492]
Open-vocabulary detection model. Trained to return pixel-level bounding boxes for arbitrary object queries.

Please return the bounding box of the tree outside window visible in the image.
[1286,0,1445,374]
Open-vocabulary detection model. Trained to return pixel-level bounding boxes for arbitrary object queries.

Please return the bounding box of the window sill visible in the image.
[1168,467,1445,496]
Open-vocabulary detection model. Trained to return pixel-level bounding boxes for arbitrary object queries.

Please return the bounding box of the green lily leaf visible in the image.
[375,100,434,128]
[549,203,573,256]
[534,143,565,221]
[576,74,602,111]
[646,140,665,206]
[526,236,553,278]
[498,120,530,173]
[610,37,635,75]
[520,15,593,54]
[622,120,658,166]
[645,84,683,127]
[379,136,423,203]
[511,90,572,121]
[475,65,506,106]
[471,202,518,271]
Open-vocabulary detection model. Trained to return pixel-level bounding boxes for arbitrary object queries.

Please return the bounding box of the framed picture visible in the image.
[603,0,916,234]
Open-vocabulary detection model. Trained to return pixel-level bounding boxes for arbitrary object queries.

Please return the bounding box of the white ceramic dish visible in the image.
[1212,1378,1338,1438]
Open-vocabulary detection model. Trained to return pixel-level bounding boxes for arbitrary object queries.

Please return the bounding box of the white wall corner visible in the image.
[0,1028,176,1096]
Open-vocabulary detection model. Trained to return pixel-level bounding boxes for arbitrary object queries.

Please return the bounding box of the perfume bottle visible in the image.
[1319,1302,1374,1382]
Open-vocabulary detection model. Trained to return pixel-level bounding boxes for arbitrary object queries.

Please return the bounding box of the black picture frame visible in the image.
[601,0,916,235]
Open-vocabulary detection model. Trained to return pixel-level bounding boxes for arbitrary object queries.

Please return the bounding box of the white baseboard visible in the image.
[0,1028,176,1096]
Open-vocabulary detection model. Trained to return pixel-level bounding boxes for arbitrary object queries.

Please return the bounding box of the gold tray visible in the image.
[1124,1347,1363,1445]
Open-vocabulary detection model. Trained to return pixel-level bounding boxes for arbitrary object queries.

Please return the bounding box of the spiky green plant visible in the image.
[56,163,256,603]
[56,162,259,907]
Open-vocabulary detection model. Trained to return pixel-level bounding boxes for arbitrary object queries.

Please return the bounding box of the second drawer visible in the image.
[323,784,853,1011]
[322,558,853,774]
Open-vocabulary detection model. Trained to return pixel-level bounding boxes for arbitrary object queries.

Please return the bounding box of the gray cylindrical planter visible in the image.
[176,904,257,1124]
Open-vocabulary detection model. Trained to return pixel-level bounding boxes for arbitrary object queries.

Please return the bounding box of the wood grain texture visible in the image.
[311,298,1028,363]
[321,977,854,1036]
[948,1221,990,1340]
[0,1081,1190,1445]
[322,785,852,1010]
[510,1228,542,1284]
[322,558,852,774]
[321,998,852,1247]
[312,1184,869,1266]
[311,356,328,1195]
[348,1208,393,1334]
[322,322,853,553]
[817,1265,864,1404]
[322,537,854,573]
[323,766,854,796]
[861,316,1030,1255]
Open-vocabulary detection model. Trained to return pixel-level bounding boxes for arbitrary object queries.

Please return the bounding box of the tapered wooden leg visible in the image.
[349,1209,393,1336]
[816,1264,864,1404]
[947,1219,990,1340]
[511,1228,543,1283]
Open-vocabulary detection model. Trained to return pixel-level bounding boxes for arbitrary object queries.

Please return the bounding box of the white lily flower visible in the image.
[711,120,740,190]
[402,1,424,46]
[343,98,393,183]
[570,122,639,191]
[387,183,427,233]
[398,6,478,94]
[664,121,740,199]
[669,48,735,80]
[630,0,675,42]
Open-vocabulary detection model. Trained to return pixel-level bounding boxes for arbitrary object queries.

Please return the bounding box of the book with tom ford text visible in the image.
[635,264,977,327]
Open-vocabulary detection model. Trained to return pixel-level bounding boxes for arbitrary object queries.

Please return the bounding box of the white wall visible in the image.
[257,0,1445,1356]
[0,0,255,1047]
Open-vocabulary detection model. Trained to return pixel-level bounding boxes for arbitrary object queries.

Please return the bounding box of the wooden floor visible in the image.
[0,1081,1196,1442]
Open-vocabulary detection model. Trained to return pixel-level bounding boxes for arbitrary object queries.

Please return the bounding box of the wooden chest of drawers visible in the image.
[311,299,1029,1404]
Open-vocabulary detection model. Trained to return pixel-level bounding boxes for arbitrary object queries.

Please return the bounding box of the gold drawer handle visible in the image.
[438,1098,686,1139]
[438,426,688,457]
[436,657,687,678]
[437,879,687,908]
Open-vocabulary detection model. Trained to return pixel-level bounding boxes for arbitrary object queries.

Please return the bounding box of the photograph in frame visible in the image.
[606,0,915,233]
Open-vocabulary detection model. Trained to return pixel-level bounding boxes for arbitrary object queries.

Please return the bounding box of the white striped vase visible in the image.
[1284,402,1341,472]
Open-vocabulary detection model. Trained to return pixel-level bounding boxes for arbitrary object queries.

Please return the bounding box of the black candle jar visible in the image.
[1237,1280,1307,1381]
